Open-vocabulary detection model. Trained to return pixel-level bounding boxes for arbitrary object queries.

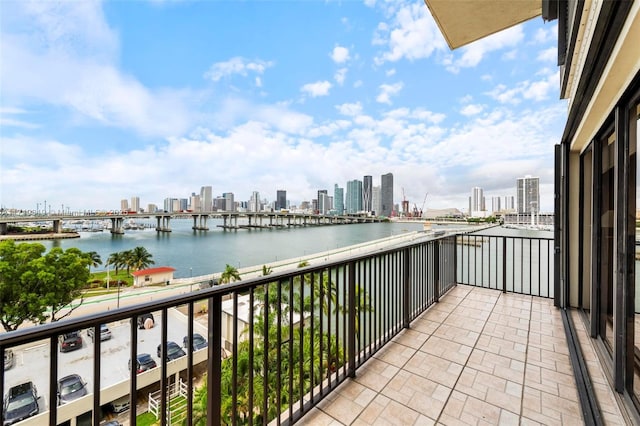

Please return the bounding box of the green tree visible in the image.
[261,265,272,276]
[0,241,49,331]
[220,264,241,284]
[85,251,102,273]
[106,251,126,275]
[129,246,155,271]
[0,241,91,330]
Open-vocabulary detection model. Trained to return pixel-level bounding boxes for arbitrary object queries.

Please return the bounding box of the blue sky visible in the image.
[0,0,565,213]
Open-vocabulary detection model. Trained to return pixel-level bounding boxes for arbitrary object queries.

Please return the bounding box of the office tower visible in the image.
[372,186,381,216]
[491,197,501,213]
[363,175,372,213]
[316,190,328,214]
[172,199,181,212]
[223,193,235,212]
[504,196,515,211]
[346,180,363,214]
[190,193,201,212]
[381,173,394,217]
[120,199,129,212]
[334,184,344,215]
[470,187,484,216]
[147,203,157,213]
[179,198,188,211]
[163,198,176,212]
[250,191,261,212]
[130,196,140,213]
[276,190,287,211]
[200,186,212,212]
[318,192,331,214]
[516,176,540,214]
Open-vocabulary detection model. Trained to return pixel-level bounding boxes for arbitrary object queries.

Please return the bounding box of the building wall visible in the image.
[363,175,372,213]
[381,173,393,217]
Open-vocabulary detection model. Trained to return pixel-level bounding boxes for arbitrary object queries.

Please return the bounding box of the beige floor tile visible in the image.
[298,407,345,425]
[419,335,472,366]
[404,350,464,388]
[353,357,400,392]
[372,341,416,368]
[432,323,480,347]
[392,327,430,349]
[355,393,421,425]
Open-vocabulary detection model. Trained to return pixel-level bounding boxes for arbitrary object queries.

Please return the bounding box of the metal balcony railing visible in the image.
[0,231,553,426]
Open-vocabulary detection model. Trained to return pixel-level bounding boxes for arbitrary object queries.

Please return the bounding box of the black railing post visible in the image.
[453,235,458,285]
[348,261,356,378]
[208,294,222,425]
[92,326,102,426]
[403,248,410,328]
[434,241,440,302]
[49,335,58,426]
[502,237,507,293]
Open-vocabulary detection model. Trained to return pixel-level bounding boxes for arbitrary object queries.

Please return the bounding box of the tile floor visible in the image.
[299,285,626,425]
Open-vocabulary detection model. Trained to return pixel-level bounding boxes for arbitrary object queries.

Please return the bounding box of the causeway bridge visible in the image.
[0,211,384,235]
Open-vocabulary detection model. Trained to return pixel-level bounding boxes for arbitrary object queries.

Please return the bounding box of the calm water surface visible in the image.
[42,220,428,278]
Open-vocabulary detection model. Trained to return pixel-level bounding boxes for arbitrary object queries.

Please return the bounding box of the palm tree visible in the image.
[129,246,155,271]
[106,252,126,275]
[220,264,241,284]
[85,251,102,273]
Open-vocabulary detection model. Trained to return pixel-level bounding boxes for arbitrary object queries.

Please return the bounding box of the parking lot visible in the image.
[3,307,208,416]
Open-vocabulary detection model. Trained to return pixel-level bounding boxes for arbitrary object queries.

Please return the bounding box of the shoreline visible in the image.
[0,232,81,241]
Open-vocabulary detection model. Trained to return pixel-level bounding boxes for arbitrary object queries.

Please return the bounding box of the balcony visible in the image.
[0,230,628,425]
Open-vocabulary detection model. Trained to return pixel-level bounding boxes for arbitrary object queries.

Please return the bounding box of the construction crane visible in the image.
[420,193,429,218]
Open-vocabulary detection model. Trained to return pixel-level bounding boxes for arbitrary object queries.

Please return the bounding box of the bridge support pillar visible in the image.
[53,219,62,233]
[0,223,7,235]
[155,216,171,232]
[192,215,209,230]
[110,218,124,234]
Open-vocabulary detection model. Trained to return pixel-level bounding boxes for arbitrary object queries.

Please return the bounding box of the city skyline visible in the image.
[1,2,563,213]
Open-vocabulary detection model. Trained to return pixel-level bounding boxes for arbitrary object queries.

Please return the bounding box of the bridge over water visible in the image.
[0,211,384,235]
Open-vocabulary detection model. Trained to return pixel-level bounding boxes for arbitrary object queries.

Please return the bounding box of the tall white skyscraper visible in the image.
[469,187,485,216]
[200,186,212,212]
[504,196,515,211]
[517,176,540,214]
[250,191,261,212]
[130,196,140,213]
[372,186,381,216]
[491,196,501,213]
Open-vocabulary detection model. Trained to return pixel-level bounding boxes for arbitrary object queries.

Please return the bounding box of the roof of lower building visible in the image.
[131,266,176,276]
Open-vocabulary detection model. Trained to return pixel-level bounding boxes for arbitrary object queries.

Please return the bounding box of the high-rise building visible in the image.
[147,203,157,213]
[346,180,363,214]
[491,196,501,213]
[163,198,176,212]
[470,187,485,216]
[317,190,328,214]
[318,192,331,214]
[504,196,515,211]
[223,193,235,212]
[250,191,261,212]
[381,173,394,217]
[276,190,287,211]
[120,199,129,212]
[372,186,381,216]
[130,196,140,213]
[333,184,344,215]
[363,175,372,213]
[517,176,540,214]
[179,198,188,211]
[200,186,212,212]
[190,193,201,212]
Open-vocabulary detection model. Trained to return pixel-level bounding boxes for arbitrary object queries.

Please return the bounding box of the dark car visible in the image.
[128,353,157,374]
[57,374,87,405]
[3,382,39,425]
[59,331,83,352]
[137,313,154,329]
[157,341,186,361]
[87,324,112,342]
[183,333,208,351]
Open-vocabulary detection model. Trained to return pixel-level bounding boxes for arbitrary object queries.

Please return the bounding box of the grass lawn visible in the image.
[136,412,157,426]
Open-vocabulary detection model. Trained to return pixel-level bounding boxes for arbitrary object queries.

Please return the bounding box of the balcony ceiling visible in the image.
[424,0,541,49]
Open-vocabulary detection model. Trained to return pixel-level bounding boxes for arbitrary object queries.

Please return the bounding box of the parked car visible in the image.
[110,395,130,414]
[128,353,157,374]
[3,349,14,370]
[87,324,112,342]
[137,313,154,329]
[183,333,208,351]
[157,341,186,361]
[59,331,83,352]
[3,382,39,425]
[57,374,87,405]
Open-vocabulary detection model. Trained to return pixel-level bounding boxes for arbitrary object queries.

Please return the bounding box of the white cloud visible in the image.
[386,68,396,76]
[204,57,274,82]
[444,26,524,73]
[353,80,363,88]
[486,71,558,104]
[301,81,332,97]
[255,77,263,87]
[334,68,347,85]
[336,102,363,116]
[460,104,484,116]
[373,2,446,64]
[537,47,557,62]
[331,46,350,64]
[376,82,404,104]
[533,24,557,44]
